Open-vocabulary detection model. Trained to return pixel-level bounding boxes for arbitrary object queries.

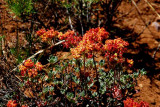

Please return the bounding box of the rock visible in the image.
[151,21,160,32]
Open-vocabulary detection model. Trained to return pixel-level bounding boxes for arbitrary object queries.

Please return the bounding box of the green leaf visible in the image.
[17,55,23,64]
[88,82,94,89]
[72,75,80,84]
[126,83,132,88]
[0,35,5,40]
[40,73,45,80]
[50,86,54,91]
[99,60,105,66]
[55,65,61,71]
[74,67,80,72]
[48,55,58,63]
[66,74,70,79]
[43,86,50,93]
[60,89,65,94]
[92,92,97,97]
[19,82,24,88]
[48,71,54,79]
[10,48,16,55]
[139,69,147,75]
[38,92,42,97]
[6,0,34,18]
[66,92,74,99]
[79,91,85,97]
[133,72,139,78]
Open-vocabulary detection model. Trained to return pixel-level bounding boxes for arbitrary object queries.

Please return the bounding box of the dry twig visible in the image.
[11,40,65,72]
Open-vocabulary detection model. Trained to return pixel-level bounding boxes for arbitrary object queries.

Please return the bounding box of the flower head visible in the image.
[21,105,28,107]
[45,29,59,38]
[24,59,34,68]
[123,98,134,107]
[37,28,59,42]
[7,100,18,107]
[36,29,46,36]
[28,69,38,77]
[139,101,149,107]
[58,30,82,48]
[19,65,27,76]
[127,59,134,67]
[123,98,149,107]
[103,38,129,63]
[31,69,38,77]
[71,27,109,59]
[35,62,43,71]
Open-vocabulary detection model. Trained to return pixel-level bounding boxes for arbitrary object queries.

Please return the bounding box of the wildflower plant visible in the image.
[36,29,82,49]
[9,27,147,106]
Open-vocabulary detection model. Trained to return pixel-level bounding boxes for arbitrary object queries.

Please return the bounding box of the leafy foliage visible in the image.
[6,0,34,18]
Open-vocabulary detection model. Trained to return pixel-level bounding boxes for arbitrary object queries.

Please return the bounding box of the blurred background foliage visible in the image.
[5,0,122,34]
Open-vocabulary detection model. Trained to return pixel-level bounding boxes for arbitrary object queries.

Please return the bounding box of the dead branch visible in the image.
[144,0,160,17]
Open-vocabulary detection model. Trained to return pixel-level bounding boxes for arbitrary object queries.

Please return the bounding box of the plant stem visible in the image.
[92,53,100,105]
[16,20,19,58]
[0,15,3,56]
[76,59,82,90]
[80,0,84,36]
[83,53,86,73]
[92,54,98,81]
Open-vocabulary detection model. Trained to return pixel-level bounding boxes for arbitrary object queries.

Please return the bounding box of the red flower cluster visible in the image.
[58,30,82,48]
[19,59,43,77]
[123,98,149,107]
[71,27,109,58]
[103,38,129,63]
[7,100,18,107]
[36,28,59,41]
[37,29,82,48]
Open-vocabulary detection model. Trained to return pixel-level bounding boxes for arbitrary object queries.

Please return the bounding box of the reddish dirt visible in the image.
[0,0,160,106]
[118,1,160,106]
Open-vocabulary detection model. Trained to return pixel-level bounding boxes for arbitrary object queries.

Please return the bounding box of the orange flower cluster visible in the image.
[35,62,43,71]
[123,98,149,107]
[103,38,129,63]
[71,27,109,58]
[36,28,59,41]
[28,68,38,77]
[58,30,82,48]
[19,59,43,77]
[58,30,75,40]
[7,100,18,107]
[127,59,134,67]
[24,59,34,68]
